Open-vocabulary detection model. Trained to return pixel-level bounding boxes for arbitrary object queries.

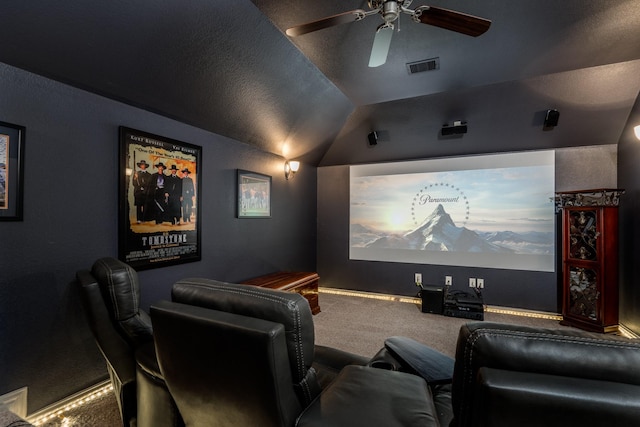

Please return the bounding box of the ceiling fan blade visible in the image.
[368,24,394,68]
[417,6,491,37]
[286,9,366,37]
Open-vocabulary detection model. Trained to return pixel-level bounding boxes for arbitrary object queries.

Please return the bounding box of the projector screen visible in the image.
[350,150,556,272]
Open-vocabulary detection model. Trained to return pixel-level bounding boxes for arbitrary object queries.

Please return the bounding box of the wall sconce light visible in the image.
[634,125,640,141]
[285,160,300,180]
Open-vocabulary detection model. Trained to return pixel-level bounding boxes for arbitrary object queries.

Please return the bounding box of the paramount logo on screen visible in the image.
[418,194,461,204]
[411,182,470,228]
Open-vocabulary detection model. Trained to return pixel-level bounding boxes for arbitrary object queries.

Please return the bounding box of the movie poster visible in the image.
[0,133,7,210]
[119,127,202,270]
[0,121,25,221]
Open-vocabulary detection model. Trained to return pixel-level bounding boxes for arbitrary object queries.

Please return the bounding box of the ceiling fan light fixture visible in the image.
[286,1,491,68]
[382,1,400,23]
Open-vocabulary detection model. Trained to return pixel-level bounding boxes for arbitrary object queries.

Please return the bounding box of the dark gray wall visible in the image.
[0,63,317,413]
[319,62,640,168]
[618,94,640,333]
[317,145,617,313]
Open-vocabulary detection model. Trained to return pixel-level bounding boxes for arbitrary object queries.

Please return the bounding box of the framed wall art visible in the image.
[237,170,271,218]
[119,126,202,270]
[0,121,26,221]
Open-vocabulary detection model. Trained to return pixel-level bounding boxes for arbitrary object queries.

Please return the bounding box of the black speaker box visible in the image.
[441,124,467,136]
[367,131,378,146]
[420,286,444,314]
[544,109,560,127]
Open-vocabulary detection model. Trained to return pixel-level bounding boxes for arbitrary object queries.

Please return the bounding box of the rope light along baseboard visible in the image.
[319,287,420,304]
[27,381,113,426]
[318,287,563,320]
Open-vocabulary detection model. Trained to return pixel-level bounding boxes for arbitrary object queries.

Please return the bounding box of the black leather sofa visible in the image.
[450,322,640,427]
[151,278,449,427]
[80,259,640,426]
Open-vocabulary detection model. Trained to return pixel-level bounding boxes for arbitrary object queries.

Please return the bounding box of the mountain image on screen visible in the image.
[354,204,551,254]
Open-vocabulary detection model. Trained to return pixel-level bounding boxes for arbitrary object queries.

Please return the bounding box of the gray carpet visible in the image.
[314,291,572,359]
[1,408,33,426]
[35,394,120,427]
[33,290,572,426]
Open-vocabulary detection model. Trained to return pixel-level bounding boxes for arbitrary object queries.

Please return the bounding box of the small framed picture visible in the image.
[0,121,26,221]
[237,170,271,218]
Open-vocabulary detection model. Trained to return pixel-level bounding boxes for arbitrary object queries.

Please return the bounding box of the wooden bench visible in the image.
[241,271,320,314]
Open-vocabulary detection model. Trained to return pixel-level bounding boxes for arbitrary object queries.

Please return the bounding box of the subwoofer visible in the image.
[420,286,444,314]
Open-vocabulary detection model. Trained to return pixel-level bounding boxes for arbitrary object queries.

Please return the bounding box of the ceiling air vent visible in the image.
[406,57,440,74]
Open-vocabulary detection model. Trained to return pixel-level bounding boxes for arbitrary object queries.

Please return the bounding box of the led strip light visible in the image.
[320,287,562,320]
[319,287,640,334]
[27,381,112,426]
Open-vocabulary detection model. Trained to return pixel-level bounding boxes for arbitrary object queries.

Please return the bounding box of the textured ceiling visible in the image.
[1,1,640,165]
[255,0,640,105]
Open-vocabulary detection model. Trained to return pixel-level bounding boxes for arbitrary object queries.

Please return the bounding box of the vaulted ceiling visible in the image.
[2,1,640,166]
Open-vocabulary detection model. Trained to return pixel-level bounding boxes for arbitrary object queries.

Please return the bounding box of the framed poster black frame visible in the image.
[118,126,202,270]
[0,121,26,221]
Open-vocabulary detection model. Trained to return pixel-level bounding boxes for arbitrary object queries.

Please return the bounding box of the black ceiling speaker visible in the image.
[544,109,560,128]
[368,131,378,146]
[442,121,467,136]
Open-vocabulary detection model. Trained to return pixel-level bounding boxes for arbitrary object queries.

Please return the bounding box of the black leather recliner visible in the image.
[451,322,640,427]
[76,257,183,427]
[151,278,445,426]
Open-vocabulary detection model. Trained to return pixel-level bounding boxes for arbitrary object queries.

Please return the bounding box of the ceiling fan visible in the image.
[286,0,491,67]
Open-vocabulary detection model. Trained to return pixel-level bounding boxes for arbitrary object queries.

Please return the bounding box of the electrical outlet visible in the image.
[445,276,452,286]
[415,273,422,284]
[477,278,484,288]
[469,278,477,287]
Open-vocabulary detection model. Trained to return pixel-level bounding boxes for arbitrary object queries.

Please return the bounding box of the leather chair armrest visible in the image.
[474,367,640,426]
[296,365,441,427]
[454,322,640,386]
[77,270,137,379]
[77,269,137,424]
[452,322,640,427]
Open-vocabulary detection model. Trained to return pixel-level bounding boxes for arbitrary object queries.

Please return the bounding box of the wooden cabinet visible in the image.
[556,189,623,333]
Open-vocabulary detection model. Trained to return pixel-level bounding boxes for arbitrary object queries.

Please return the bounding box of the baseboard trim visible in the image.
[0,387,28,418]
[618,323,640,339]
